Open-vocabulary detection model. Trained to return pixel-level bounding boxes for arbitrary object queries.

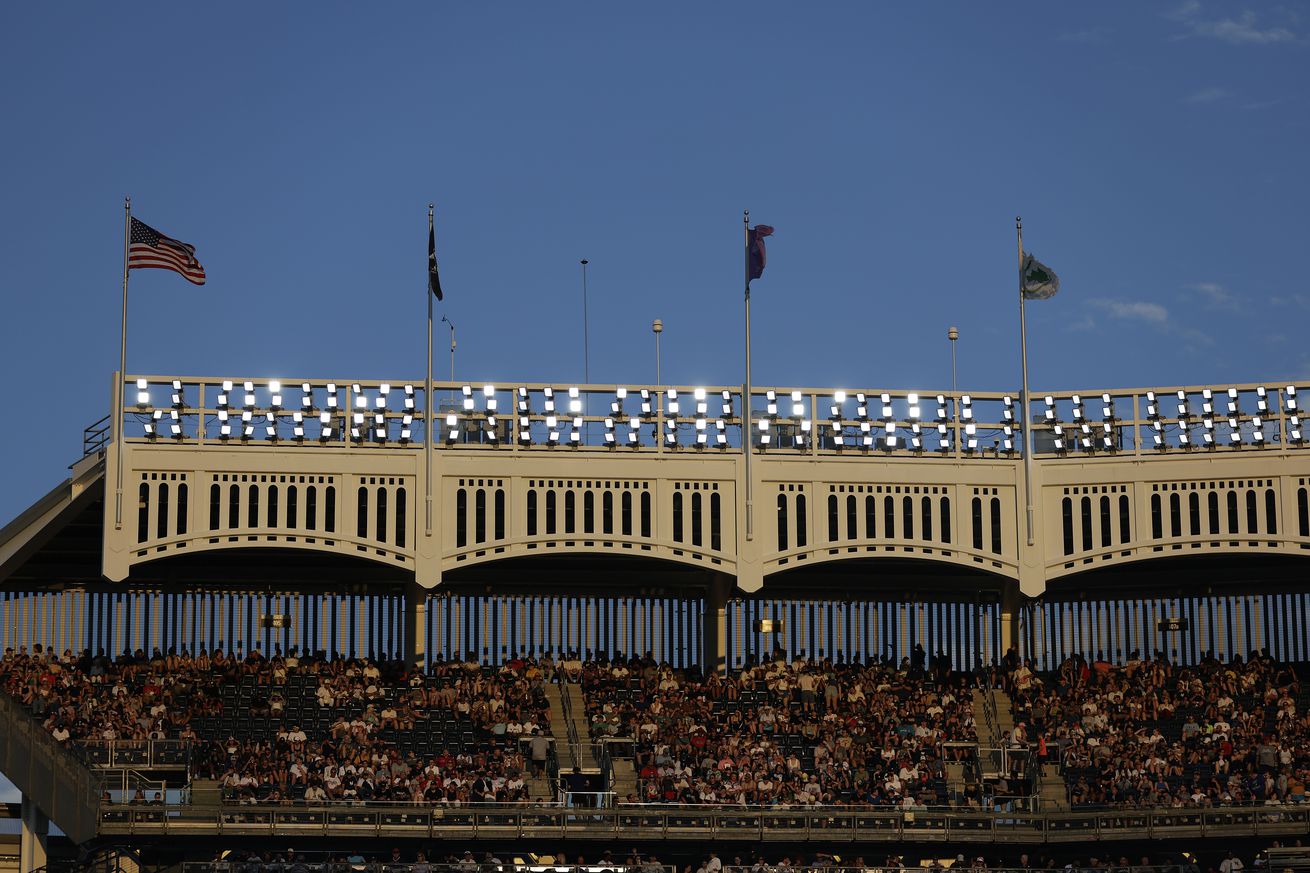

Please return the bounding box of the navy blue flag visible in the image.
[747,225,774,285]
[428,217,443,301]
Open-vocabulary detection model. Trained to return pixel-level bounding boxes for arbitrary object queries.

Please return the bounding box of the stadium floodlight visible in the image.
[604,417,617,445]
[1289,415,1303,444]
[135,378,150,408]
[242,421,255,440]
[269,380,283,410]
[667,389,680,416]
[1072,395,1084,422]
[936,394,948,422]
[399,413,413,443]
[301,383,315,412]
[219,412,233,440]
[791,391,805,418]
[1099,423,1114,452]
[1151,420,1165,449]
[545,415,560,444]
[1178,428,1191,448]
[445,413,460,443]
[1223,387,1237,416]
[1043,396,1057,423]
[542,387,556,413]
[1252,416,1266,444]
[715,419,728,446]
[352,385,368,410]
[830,391,845,419]
[1256,386,1269,414]
[245,381,257,409]
[936,422,950,453]
[1286,385,1299,412]
[461,385,475,411]
[694,388,708,416]
[964,422,978,452]
[883,419,898,451]
[638,389,652,416]
[519,415,532,445]
[326,384,339,410]
[1201,389,1214,416]
[907,393,920,420]
[880,393,893,419]
[909,423,923,452]
[960,395,974,422]
[611,388,626,415]
[766,390,778,416]
[627,417,641,446]
[374,383,390,410]
[1002,395,1015,423]
[517,387,530,414]
[793,418,809,449]
[266,411,279,441]
[403,384,415,412]
[1175,390,1189,419]
[1101,393,1114,421]
[859,420,874,448]
[855,393,869,419]
[569,416,582,444]
[292,412,305,440]
[171,380,185,409]
[1202,416,1215,446]
[1227,414,1241,445]
[318,411,334,441]
[695,417,708,447]
[568,386,582,414]
[1052,424,1066,453]
[757,416,771,446]
[721,390,733,417]
[482,385,497,413]
[143,409,163,439]
[483,415,498,442]
[1146,391,1159,419]
[1002,424,1015,454]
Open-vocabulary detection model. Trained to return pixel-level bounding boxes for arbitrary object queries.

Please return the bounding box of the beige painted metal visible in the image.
[101,376,1310,598]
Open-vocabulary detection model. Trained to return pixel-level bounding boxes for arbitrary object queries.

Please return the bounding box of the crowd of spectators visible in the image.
[3,637,1308,813]
[999,647,1306,809]
[0,643,553,805]
[583,647,978,807]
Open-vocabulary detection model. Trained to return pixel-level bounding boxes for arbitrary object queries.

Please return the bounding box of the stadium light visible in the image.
[604,417,617,446]
[135,378,150,408]
[446,413,460,443]
[1286,385,1298,412]
[1101,393,1114,421]
[293,412,305,441]
[245,381,257,409]
[627,416,641,446]
[766,390,778,416]
[171,380,185,409]
[269,381,283,410]
[326,383,339,411]
[543,387,556,414]
[1044,395,1057,423]
[301,383,315,412]
[639,389,653,416]
[143,409,163,439]
[568,386,581,414]
[721,389,733,417]
[667,389,680,416]
[218,380,233,409]
[403,384,415,412]
[461,385,474,411]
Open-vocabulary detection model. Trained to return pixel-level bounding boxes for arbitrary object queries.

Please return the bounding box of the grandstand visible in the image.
[1,375,1309,873]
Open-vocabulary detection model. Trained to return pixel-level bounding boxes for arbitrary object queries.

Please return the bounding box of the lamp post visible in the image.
[652,319,663,386]
[948,326,959,457]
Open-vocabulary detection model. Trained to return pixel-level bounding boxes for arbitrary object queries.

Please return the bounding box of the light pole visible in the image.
[440,315,456,405]
[581,260,590,440]
[652,319,663,386]
[948,326,959,456]
[948,326,959,397]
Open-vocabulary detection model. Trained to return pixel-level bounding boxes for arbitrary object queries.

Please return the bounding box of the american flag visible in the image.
[128,217,206,285]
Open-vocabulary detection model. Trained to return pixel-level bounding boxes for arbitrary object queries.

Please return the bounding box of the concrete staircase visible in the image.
[1037,762,1071,811]
[610,758,638,803]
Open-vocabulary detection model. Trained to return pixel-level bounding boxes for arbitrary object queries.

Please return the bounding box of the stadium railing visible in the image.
[96,803,1310,842]
[77,739,191,769]
[182,864,677,873]
[0,687,103,843]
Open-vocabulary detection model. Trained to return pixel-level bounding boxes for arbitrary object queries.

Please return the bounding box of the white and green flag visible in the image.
[1021,253,1059,300]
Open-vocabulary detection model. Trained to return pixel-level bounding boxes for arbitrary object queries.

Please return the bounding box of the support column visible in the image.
[702,576,731,675]
[403,581,427,670]
[999,583,1022,665]
[20,795,48,873]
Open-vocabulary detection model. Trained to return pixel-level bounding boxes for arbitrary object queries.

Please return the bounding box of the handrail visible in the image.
[83,413,111,455]
[96,801,1310,843]
[0,688,103,843]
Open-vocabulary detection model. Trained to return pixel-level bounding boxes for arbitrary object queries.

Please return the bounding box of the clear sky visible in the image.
[0,2,1307,524]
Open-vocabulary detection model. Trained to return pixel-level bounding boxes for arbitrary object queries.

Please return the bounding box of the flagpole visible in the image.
[425,204,435,537]
[743,209,754,542]
[1017,215,1035,546]
[114,197,131,530]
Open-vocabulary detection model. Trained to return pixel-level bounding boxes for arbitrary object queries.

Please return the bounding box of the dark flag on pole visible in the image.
[747,225,774,286]
[428,213,443,301]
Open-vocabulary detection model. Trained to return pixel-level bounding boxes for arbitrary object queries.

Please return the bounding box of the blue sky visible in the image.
[0,2,1307,524]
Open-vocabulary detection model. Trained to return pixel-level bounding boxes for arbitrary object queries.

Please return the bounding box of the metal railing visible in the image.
[184,865,675,873]
[84,413,111,455]
[78,738,191,769]
[96,803,1310,842]
[0,687,103,843]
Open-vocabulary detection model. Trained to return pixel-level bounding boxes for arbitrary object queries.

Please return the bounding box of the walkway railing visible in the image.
[78,738,190,769]
[97,802,1310,842]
